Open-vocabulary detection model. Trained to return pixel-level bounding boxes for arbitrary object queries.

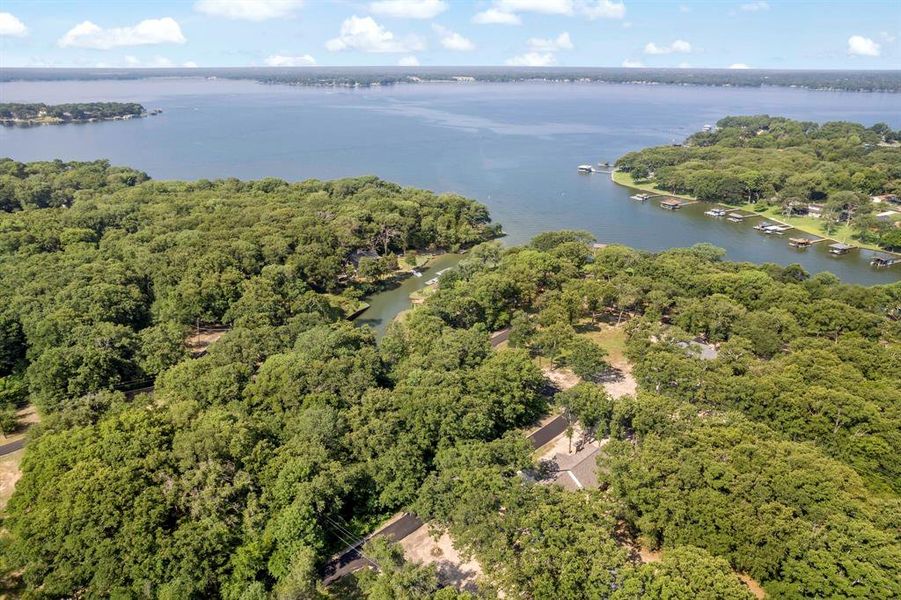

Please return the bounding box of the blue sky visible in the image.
[0,1,898,69]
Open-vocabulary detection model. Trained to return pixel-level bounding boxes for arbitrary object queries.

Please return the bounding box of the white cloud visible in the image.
[472,8,521,25]
[195,0,303,21]
[264,53,316,66]
[677,61,691,68]
[398,55,420,66]
[622,59,644,67]
[506,52,556,66]
[644,39,691,55]
[496,0,573,15]
[433,25,474,51]
[879,31,896,43]
[739,1,769,11]
[527,32,573,52]
[582,0,626,20]
[119,55,197,68]
[847,35,880,57]
[326,15,424,53]
[678,4,691,12]
[370,0,447,19]
[0,12,27,37]
[729,63,750,69]
[58,18,186,49]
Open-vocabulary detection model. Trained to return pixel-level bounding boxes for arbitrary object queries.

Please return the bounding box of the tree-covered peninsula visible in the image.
[0,102,150,126]
[0,162,899,599]
[615,116,901,250]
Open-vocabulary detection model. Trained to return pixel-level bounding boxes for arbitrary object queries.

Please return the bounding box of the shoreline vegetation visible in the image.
[0,102,159,126]
[611,170,893,253]
[613,115,901,255]
[2,67,901,92]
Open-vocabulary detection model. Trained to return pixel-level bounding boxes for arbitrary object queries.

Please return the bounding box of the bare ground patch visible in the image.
[185,329,227,355]
[0,449,25,511]
[542,366,580,391]
[399,525,483,593]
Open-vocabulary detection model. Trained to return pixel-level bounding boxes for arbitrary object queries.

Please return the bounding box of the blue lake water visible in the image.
[1,78,899,291]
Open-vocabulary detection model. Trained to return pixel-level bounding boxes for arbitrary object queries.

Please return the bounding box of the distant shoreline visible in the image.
[0,113,150,127]
[0,102,160,127]
[2,67,899,93]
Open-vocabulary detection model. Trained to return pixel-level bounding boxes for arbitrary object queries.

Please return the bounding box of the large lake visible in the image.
[2,79,899,297]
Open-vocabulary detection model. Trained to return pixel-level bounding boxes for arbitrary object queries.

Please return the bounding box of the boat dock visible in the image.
[754,222,792,235]
[870,255,899,268]
[828,242,856,255]
[659,197,683,210]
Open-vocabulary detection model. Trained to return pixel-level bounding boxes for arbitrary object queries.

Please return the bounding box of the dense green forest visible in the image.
[1,164,899,599]
[616,116,901,250]
[0,102,146,124]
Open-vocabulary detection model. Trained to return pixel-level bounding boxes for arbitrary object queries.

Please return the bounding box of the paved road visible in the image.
[528,415,568,449]
[322,512,424,584]
[0,437,26,456]
[490,328,511,348]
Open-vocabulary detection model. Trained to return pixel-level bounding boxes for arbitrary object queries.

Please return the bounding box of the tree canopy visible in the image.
[2,162,899,598]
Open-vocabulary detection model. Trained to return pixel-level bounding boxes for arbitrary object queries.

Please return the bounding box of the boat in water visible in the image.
[578,164,594,173]
[630,193,650,201]
[425,268,452,286]
[704,208,727,217]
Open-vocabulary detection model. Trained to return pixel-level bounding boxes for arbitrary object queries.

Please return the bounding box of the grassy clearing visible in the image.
[576,321,628,366]
[611,171,696,201]
[735,204,883,251]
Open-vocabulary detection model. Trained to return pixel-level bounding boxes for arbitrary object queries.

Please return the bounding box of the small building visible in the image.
[659,198,682,210]
[875,210,899,223]
[828,242,855,255]
[871,194,899,205]
[806,203,825,218]
[348,248,379,266]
